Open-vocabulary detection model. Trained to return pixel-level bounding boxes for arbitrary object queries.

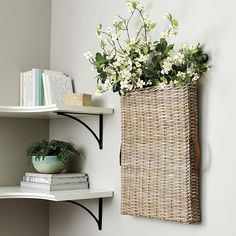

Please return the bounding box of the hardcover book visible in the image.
[42,73,73,105]
[20,181,89,191]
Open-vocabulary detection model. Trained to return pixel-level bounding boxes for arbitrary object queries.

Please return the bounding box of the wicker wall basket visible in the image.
[120,83,200,224]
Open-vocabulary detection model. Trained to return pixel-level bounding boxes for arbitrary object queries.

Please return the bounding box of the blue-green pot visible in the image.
[31,156,66,174]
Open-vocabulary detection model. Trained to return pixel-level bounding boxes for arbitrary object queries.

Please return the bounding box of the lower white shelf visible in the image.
[0,186,113,201]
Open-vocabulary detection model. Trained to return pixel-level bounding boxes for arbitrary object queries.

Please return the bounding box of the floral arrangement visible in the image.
[84,0,210,95]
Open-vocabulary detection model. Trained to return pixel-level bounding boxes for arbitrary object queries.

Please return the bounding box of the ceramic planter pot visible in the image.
[31,156,66,174]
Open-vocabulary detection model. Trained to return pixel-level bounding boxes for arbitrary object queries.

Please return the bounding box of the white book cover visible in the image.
[42,74,73,105]
[20,181,89,191]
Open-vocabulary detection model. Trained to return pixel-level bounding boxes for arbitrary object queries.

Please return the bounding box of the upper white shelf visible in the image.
[0,186,113,202]
[0,104,114,119]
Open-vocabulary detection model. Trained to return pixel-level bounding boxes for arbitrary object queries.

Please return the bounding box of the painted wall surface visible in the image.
[0,0,51,236]
[50,0,236,236]
[0,0,51,105]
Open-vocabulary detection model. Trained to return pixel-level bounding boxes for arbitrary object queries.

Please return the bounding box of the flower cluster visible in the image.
[85,0,210,95]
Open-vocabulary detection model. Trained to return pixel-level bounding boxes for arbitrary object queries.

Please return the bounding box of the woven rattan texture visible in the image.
[120,83,200,223]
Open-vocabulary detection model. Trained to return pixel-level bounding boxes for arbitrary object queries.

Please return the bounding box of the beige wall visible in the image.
[49,0,236,236]
[0,0,51,236]
[0,0,51,106]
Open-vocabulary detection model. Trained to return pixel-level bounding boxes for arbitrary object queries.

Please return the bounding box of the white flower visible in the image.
[177,71,186,78]
[121,68,131,79]
[174,52,184,62]
[149,42,155,50]
[120,79,129,89]
[83,51,93,59]
[116,55,123,62]
[129,38,136,45]
[169,81,174,87]
[161,60,172,74]
[138,54,148,62]
[113,61,120,68]
[136,79,145,88]
[139,39,146,46]
[159,82,166,89]
[135,61,141,68]
[192,73,200,81]
[104,67,116,77]
[187,68,194,76]
[135,47,141,54]
[127,84,134,91]
[136,68,142,76]
[104,79,112,89]
[106,54,112,60]
[146,80,152,85]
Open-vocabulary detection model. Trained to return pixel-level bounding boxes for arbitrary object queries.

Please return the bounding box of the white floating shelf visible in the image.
[0,186,113,202]
[0,105,114,119]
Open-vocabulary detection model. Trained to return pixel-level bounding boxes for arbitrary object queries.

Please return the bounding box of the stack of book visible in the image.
[20,172,89,191]
[20,69,73,106]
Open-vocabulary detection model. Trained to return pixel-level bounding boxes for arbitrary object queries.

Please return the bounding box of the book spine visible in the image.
[39,69,44,105]
[21,181,89,191]
[25,172,87,178]
[31,71,36,106]
[32,69,44,106]
[32,69,38,106]
[20,73,24,106]
[23,71,33,106]
[51,183,89,191]
[20,181,50,190]
[42,74,48,105]
[23,176,88,184]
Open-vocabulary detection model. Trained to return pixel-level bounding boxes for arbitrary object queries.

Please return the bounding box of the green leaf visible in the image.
[100,40,106,49]
[202,54,209,62]
[112,83,120,92]
[114,20,123,31]
[96,24,102,36]
[143,47,148,55]
[96,52,103,61]
[165,13,173,21]
[171,19,178,28]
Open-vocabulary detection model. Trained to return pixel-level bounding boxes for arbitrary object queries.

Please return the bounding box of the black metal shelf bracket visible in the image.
[66,198,103,230]
[56,112,103,149]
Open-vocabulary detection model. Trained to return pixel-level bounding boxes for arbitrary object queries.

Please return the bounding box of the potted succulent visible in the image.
[27,139,80,174]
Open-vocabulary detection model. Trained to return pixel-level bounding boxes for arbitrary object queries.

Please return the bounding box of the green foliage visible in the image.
[84,0,210,95]
[27,140,80,165]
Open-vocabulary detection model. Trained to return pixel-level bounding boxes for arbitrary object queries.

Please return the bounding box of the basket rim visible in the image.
[121,82,197,97]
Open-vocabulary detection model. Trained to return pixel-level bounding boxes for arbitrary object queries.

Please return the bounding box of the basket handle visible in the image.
[192,137,201,170]
[119,143,122,166]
